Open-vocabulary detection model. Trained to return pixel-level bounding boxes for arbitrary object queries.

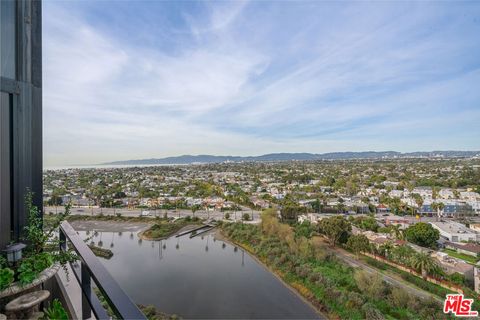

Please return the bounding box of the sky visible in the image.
[43,1,480,166]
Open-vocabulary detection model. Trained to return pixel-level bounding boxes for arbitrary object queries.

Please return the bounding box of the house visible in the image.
[445,242,480,257]
[376,204,390,213]
[470,224,480,233]
[467,201,480,214]
[474,266,480,293]
[297,213,318,224]
[439,189,455,200]
[412,187,433,200]
[432,252,474,283]
[384,216,413,229]
[429,221,480,243]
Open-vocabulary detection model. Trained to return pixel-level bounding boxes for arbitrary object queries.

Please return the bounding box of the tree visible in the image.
[191,204,201,218]
[431,202,439,221]
[410,252,439,279]
[294,221,315,239]
[318,216,351,247]
[390,224,405,240]
[404,222,439,248]
[347,234,370,257]
[390,245,415,265]
[353,216,379,232]
[280,203,305,222]
[48,194,63,206]
[412,193,423,216]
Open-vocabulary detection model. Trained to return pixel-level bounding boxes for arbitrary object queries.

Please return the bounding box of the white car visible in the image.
[141,210,151,216]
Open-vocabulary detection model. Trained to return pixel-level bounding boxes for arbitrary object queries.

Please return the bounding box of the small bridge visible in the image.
[176,224,215,238]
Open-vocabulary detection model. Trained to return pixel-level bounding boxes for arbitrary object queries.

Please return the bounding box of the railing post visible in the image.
[59,229,66,252]
[81,261,92,320]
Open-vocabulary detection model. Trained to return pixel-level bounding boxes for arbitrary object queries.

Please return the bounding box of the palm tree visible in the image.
[410,252,438,279]
[380,241,394,259]
[390,224,405,241]
[431,202,439,221]
[391,245,413,265]
[437,202,445,219]
[414,195,423,217]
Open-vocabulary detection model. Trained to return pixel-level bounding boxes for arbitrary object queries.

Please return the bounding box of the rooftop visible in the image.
[429,221,477,235]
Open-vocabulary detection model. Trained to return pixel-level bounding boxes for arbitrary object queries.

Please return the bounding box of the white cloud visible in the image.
[43,2,480,166]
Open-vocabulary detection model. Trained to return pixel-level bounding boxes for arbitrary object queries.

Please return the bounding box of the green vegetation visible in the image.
[346,234,370,257]
[404,222,440,248]
[443,249,479,264]
[317,215,351,247]
[350,216,379,232]
[0,266,14,290]
[138,304,180,320]
[221,209,447,319]
[141,218,201,240]
[293,221,316,239]
[1,194,77,291]
[88,245,114,259]
[362,256,456,298]
[94,286,179,319]
[41,299,68,320]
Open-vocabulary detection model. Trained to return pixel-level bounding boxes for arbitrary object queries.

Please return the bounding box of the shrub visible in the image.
[389,287,410,308]
[41,299,68,320]
[242,213,250,221]
[362,303,385,320]
[345,291,365,309]
[0,268,14,290]
[354,270,387,300]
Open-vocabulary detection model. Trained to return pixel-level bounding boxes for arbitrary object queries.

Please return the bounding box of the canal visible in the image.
[80,229,320,319]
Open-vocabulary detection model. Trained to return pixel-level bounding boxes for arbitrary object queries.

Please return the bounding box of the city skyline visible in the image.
[43,1,480,166]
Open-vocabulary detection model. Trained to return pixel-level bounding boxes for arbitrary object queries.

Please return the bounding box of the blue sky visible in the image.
[42,1,480,166]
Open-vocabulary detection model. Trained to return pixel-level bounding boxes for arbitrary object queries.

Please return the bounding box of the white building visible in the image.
[460,191,480,202]
[429,221,480,243]
[297,213,318,224]
[439,188,455,199]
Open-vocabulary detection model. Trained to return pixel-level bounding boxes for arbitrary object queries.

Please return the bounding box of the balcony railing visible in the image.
[59,221,146,320]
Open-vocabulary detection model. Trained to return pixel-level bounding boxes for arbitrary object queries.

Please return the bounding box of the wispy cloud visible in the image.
[43,1,480,166]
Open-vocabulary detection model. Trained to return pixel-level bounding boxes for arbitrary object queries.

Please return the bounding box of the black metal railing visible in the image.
[59,221,146,320]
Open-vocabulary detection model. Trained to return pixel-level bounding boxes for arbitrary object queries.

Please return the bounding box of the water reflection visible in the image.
[77,230,319,319]
[110,233,115,248]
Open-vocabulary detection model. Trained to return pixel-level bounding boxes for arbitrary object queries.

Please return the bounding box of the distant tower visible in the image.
[0,0,43,248]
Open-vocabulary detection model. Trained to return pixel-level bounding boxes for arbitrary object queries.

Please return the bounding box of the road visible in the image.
[44,206,262,223]
[330,246,443,302]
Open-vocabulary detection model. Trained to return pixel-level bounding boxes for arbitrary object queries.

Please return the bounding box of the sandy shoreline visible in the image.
[69,219,152,232]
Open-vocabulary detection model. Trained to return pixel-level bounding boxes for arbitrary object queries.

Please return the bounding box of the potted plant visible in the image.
[0,193,77,299]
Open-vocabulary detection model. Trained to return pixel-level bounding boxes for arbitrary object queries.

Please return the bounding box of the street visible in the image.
[44,206,262,223]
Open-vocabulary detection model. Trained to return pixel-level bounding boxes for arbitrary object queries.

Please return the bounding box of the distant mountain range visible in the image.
[102,151,480,165]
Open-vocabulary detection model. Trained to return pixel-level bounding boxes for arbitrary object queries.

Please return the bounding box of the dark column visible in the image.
[0,0,42,248]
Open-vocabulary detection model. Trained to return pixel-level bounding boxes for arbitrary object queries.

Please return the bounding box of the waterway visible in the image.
[80,230,320,319]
